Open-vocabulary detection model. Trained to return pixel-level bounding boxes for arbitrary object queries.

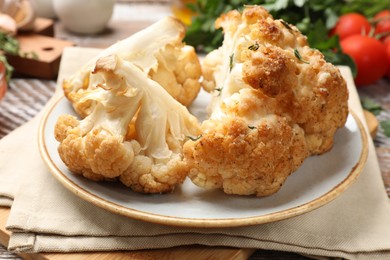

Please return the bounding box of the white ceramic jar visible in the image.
[31,0,57,19]
[53,0,114,34]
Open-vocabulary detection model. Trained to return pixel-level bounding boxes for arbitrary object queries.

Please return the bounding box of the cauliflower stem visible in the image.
[63,17,202,117]
[55,54,200,194]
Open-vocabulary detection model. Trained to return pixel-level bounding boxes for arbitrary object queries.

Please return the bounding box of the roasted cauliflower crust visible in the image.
[184,116,308,196]
[63,71,93,118]
[242,44,348,154]
[119,154,188,194]
[186,6,348,196]
[55,114,135,181]
[202,5,348,154]
[150,45,202,106]
[63,17,202,117]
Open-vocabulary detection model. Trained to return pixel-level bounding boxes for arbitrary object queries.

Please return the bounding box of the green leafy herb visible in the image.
[248,125,257,130]
[0,55,13,82]
[215,86,223,96]
[361,98,383,116]
[280,20,294,32]
[380,120,390,137]
[0,32,20,82]
[187,134,203,141]
[229,53,234,72]
[215,86,223,95]
[294,49,309,64]
[248,42,259,51]
[21,51,39,60]
[360,98,390,138]
[0,32,19,55]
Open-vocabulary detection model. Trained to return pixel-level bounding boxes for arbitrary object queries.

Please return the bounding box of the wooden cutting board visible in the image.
[6,34,74,79]
[5,17,74,80]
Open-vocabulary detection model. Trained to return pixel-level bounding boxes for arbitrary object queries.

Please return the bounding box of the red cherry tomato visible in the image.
[374,10,390,37]
[380,36,390,79]
[330,13,371,40]
[385,40,390,78]
[340,35,388,86]
[0,62,7,100]
[384,35,390,47]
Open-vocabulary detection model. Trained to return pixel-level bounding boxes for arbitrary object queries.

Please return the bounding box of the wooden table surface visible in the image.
[0,1,389,259]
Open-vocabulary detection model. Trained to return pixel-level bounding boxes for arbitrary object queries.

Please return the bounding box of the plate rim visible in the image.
[38,96,369,228]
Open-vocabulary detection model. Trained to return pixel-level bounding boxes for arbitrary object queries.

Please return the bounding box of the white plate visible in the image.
[38,91,368,228]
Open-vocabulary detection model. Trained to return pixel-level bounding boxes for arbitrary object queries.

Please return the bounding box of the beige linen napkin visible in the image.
[1,47,390,259]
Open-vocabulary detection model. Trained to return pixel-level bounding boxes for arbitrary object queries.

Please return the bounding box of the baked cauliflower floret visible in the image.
[184,116,307,196]
[55,114,137,181]
[150,44,201,106]
[55,54,201,194]
[184,5,348,196]
[63,17,201,117]
[202,5,348,154]
[242,44,348,154]
[184,88,309,196]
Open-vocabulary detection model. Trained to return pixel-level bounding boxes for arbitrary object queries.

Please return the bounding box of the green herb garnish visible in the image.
[280,20,294,32]
[0,32,19,55]
[215,87,223,96]
[248,42,259,51]
[187,134,203,141]
[380,120,390,137]
[0,55,13,82]
[229,53,234,72]
[0,32,20,81]
[361,98,390,138]
[294,49,309,64]
[22,51,39,60]
[361,98,383,116]
[248,125,257,130]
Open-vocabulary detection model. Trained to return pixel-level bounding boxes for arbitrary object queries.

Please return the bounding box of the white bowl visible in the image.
[53,0,114,34]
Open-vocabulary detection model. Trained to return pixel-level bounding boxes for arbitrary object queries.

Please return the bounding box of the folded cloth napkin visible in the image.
[1,47,390,260]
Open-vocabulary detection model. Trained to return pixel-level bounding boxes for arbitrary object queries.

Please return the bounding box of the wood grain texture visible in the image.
[6,35,74,79]
[30,18,55,37]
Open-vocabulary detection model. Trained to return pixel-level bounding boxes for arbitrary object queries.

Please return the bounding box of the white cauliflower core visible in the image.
[63,17,202,117]
[55,18,201,193]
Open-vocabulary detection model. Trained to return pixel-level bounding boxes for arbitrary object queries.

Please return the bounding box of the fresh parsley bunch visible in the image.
[0,32,19,81]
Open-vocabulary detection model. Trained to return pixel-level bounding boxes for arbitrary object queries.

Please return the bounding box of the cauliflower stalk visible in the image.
[183,6,348,196]
[63,17,202,117]
[55,54,201,194]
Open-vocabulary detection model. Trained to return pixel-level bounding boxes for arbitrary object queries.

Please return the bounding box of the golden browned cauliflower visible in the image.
[55,54,201,194]
[183,6,348,196]
[63,17,202,118]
